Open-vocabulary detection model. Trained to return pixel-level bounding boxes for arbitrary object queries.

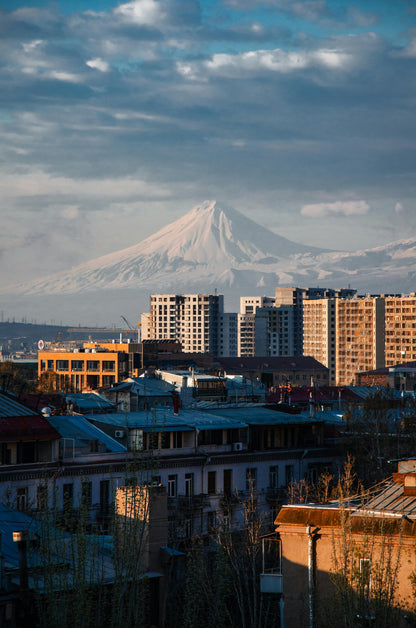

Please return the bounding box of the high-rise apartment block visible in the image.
[237,296,294,357]
[303,295,385,385]
[335,296,385,385]
[143,294,224,354]
[385,294,416,367]
[303,298,336,384]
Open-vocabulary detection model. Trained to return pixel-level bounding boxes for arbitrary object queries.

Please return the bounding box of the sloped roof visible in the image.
[363,479,416,516]
[0,390,40,417]
[47,415,127,452]
[85,407,248,431]
[0,391,60,441]
[65,393,116,411]
[217,356,328,371]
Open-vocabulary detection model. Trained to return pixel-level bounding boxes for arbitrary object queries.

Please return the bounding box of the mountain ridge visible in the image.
[2,200,416,325]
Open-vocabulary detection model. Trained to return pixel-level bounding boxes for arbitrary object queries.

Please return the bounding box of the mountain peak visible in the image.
[4,200,326,297]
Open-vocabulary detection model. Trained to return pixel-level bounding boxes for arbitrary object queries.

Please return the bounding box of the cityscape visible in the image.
[1,0,416,626]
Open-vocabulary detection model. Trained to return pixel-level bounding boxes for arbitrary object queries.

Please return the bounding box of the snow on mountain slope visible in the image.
[5,200,327,295]
[3,200,416,304]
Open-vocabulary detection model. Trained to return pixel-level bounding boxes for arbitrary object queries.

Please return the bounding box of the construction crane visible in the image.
[120,316,141,342]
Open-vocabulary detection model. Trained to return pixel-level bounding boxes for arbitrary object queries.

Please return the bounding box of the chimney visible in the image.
[173,393,179,415]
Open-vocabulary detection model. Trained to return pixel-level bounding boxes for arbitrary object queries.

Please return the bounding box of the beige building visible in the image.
[385,293,416,366]
[303,298,336,384]
[303,296,385,385]
[335,296,385,385]
[143,294,224,354]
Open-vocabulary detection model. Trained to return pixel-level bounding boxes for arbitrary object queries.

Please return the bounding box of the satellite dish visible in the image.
[38,339,45,350]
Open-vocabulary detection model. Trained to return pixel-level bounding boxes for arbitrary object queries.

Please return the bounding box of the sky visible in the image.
[1,0,416,289]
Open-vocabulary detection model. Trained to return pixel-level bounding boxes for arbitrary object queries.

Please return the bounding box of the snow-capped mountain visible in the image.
[6,200,327,295]
[3,200,416,325]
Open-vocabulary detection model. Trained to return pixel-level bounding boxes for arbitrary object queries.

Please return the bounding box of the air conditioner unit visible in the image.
[233,442,243,452]
[115,430,124,438]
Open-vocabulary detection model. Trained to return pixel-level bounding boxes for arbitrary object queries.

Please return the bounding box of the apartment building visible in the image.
[237,297,273,357]
[217,312,238,357]
[238,297,294,357]
[274,287,304,356]
[385,293,416,366]
[143,294,224,354]
[335,296,385,386]
[303,298,336,384]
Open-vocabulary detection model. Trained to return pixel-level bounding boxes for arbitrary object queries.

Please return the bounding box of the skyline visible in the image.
[1,0,416,291]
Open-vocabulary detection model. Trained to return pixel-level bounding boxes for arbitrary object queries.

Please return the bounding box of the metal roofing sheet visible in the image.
[47,416,127,452]
[203,406,324,426]
[0,504,115,587]
[0,391,39,418]
[364,480,416,516]
[85,407,247,431]
[66,393,115,410]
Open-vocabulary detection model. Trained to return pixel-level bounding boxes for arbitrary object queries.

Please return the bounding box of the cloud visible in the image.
[395,202,404,213]
[86,57,110,72]
[178,45,354,79]
[300,200,370,218]
[61,206,80,220]
[114,0,166,26]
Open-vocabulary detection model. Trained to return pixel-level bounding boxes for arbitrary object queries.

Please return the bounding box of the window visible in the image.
[81,480,92,509]
[100,480,110,513]
[269,466,279,489]
[16,487,28,512]
[184,517,193,538]
[172,431,183,448]
[37,484,48,510]
[207,471,216,495]
[246,468,257,491]
[207,511,216,532]
[223,469,232,497]
[185,473,194,497]
[285,464,294,486]
[168,474,177,498]
[63,483,74,509]
[359,558,371,592]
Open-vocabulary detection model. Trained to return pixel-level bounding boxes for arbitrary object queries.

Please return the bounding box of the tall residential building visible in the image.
[145,294,224,354]
[274,287,305,356]
[274,286,356,358]
[385,294,416,366]
[238,296,275,357]
[217,313,238,357]
[335,296,385,385]
[303,298,336,384]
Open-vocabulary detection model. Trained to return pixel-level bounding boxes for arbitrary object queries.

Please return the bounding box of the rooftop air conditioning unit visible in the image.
[233,442,243,452]
[115,430,124,438]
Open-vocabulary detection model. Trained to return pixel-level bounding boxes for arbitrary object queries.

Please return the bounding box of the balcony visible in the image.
[260,535,282,594]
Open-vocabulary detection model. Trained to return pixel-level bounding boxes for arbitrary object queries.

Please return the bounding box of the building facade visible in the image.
[144,294,224,354]
[303,298,336,384]
[335,296,385,385]
[385,293,416,366]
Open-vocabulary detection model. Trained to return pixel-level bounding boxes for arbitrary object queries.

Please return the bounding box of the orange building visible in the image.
[38,346,131,391]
